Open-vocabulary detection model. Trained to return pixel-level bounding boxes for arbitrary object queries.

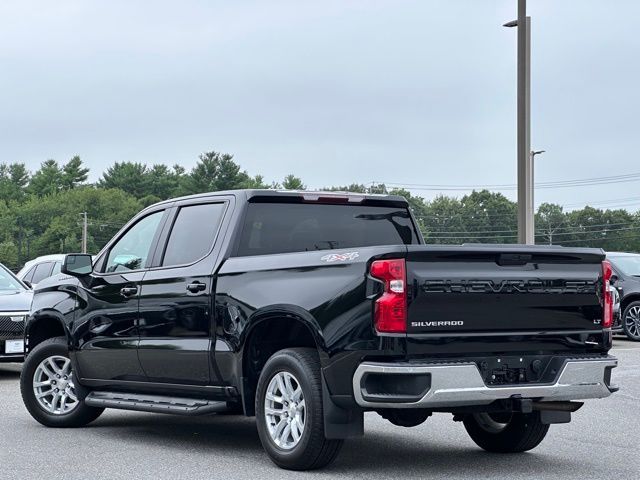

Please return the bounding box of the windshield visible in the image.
[0,265,26,291]
[609,254,640,277]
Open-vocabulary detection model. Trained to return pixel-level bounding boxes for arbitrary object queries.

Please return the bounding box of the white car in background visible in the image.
[17,254,65,289]
[0,262,32,362]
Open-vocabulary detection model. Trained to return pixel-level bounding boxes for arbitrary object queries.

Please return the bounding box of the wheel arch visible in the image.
[25,310,69,355]
[239,305,325,415]
[621,294,640,313]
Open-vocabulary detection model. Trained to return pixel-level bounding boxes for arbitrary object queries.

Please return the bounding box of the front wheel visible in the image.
[622,302,640,341]
[255,348,343,470]
[463,411,549,453]
[20,337,104,427]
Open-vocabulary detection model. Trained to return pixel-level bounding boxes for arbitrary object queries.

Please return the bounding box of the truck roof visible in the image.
[148,189,410,209]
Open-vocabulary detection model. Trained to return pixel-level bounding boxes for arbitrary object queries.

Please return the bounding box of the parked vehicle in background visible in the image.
[610,285,622,333]
[607,252,640,341]
[0,263,32,362]
[17,254,65,289]
[21,190,617,470]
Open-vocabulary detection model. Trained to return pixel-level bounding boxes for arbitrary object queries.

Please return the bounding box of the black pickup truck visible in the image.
[21,190,618,471]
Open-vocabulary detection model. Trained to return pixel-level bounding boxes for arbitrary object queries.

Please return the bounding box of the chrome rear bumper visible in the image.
[353,357,618,409]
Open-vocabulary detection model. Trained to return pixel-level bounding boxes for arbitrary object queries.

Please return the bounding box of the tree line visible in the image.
[1,151,638,270]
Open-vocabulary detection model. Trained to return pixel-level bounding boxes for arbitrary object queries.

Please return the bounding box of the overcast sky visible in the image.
[1,1,638,210]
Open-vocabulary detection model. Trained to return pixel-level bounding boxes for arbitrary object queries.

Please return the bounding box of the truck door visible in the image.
[137,199,230,385]
[74,209,168,382]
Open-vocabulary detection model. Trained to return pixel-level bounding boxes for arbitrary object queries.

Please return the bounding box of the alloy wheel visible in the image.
[625,306,640,339]
[32,355,79,415]
[264,371,306,450]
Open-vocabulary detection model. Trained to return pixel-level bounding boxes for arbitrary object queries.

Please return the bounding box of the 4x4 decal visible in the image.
[320,252,360,263]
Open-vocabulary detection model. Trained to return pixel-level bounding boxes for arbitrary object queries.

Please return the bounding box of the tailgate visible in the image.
[406,245,606,334]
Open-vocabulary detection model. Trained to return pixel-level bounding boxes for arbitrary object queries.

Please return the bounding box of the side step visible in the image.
[85,391,231,416]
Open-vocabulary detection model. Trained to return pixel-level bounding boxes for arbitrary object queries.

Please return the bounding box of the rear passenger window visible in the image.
[162,203,226,266]
[31,262,53,284]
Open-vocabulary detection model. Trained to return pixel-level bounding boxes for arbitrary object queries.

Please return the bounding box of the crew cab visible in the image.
[21,190,618,470]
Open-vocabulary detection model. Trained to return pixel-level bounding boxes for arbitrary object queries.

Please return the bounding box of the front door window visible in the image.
[104,211,164,273]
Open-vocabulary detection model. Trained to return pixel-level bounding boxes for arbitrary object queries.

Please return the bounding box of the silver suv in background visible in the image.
[0,263,32,362]
[17,254,65,289]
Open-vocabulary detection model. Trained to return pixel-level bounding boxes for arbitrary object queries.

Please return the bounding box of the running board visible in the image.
[85,391,230,416]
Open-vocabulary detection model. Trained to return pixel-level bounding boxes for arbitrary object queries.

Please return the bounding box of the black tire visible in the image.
[622,301,640,341]
[20,337,104,428]
[255,348,343,471]
[463,412,550,453]
[379,409,431,428]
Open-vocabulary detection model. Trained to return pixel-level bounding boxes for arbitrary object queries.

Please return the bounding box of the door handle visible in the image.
[120,286,138,297]
[89,317,112,334]
[186,282,206,293]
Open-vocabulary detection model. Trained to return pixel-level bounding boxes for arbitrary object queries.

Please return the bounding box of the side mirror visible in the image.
[61,254,93,277]
[610,274,619,285]
[23,280,33,289]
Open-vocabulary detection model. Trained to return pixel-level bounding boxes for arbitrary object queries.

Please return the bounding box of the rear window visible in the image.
[31,262,53,284]
[237,203,419,256]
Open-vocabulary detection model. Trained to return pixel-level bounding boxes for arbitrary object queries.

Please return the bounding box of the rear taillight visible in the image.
[602,260,613,329]
[370,258,407,333]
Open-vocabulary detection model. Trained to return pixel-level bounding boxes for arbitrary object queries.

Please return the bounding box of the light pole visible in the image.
[504,0,533,244]
[80,212,88,253]
[530,149,545,242]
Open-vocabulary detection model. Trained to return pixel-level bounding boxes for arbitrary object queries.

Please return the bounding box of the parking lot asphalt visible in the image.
[1,339,639,480]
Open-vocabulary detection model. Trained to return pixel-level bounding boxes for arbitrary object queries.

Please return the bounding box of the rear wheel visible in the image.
[20,337,103,427]
[463,411,549,453]
[622,302,640,341]
[255,348,343,470]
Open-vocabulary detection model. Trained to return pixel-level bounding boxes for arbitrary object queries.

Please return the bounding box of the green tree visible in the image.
[243,174,274,189]
[99,162,150,198]
[181,151,253,194]
[61,156,89,189]
[281,174,305,190]
[368,183,388,194]
[0,241,19,270]
[6,149,640,270]
[147,164,182,200]
[325,183,368,193]
[0,163,30,204]
[12,187,141,263]
[560,207,640,251]
[138,194,162,208]
[0,241,19,269]
[28,160,64,196]
[458,190,517,244]
[535,203,566,245]
[421,195,466,244]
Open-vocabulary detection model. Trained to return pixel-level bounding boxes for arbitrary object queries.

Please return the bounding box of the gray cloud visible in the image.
[0,0,638,210]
